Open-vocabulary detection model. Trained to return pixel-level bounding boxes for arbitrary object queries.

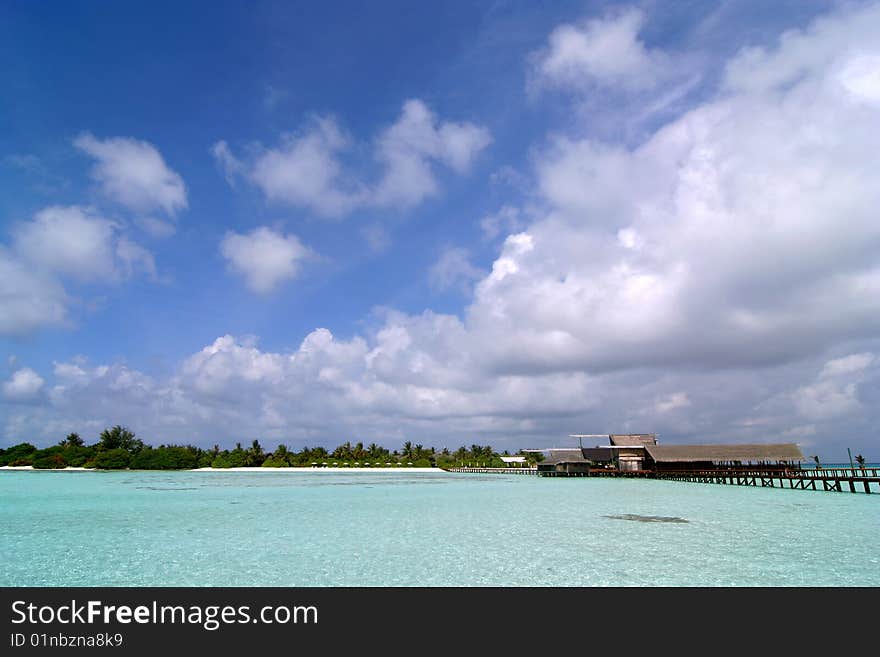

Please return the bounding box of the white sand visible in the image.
[0,466,89,471]
[193,467,442,473]
[0,465,443,473]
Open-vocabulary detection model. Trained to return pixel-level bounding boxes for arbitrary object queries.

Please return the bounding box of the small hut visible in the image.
[536,449,592,475]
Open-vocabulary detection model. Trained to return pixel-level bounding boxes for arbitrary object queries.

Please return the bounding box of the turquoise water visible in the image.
[1,470,877,586]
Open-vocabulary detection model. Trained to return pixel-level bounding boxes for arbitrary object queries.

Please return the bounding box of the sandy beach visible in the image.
[195,467,441,473]
[0,465,442,473]
[0,466,89,471]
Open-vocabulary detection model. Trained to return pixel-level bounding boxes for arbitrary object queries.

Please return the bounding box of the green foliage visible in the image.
[244,439,266,467]
[129,446,198,470]
[211,448,247,468]
[93,448,131,470]
[59,433,84,448]
[98,426,144,453]
[32,447,68,469]
[0,443,37,466]
[7,431,530,472]
[63,446,96,467]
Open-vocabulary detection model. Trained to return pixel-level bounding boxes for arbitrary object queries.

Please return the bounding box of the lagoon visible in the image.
[1,469,877,586]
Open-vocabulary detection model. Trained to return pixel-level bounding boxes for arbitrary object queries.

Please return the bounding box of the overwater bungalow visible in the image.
[535,448,591,475]
[530,435,805,474]
[643,443,805,471]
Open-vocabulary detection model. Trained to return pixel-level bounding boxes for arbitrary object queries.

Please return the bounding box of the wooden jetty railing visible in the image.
[443,466,879,494]
[651,467,879,494]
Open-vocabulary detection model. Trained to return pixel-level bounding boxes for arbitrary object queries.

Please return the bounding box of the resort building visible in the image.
[529,435,805,474]
[535,448,591,475]
[643,443,805,471]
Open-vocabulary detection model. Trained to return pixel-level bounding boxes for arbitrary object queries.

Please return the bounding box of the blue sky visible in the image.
[2,1,879,459]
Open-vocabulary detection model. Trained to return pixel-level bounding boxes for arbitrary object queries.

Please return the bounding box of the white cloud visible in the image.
[0,248,68,336]
[74,133,187,216]
[0,206,157,335]
[372,99,491,207]
[220,227,311,294]
[655,392,691,413]
[211,140,245,188]
[793,381,859,422]
[216,100,490,217]
[12,205,156,283]
[534,8,668,91]
[429,247,484,294]
[793,352,876,420]
[247,118,364,217]
[3,368,45,401]
[13,206,119,281]
[820,353,875,378]
[469,3,880,375]
[5,4,880,460]
[116,237,158,280]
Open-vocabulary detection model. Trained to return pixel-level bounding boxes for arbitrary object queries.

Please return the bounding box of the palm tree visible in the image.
[59,432,84,449]
[246,439,265,466]
[855,454,866,470]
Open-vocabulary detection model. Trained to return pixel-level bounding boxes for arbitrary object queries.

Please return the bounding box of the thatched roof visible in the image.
[610,434,657,447]
[543,448,590,464]
[645,443,804,463]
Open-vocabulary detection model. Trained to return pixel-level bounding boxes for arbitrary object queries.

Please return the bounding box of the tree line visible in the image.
[0,426,541,470]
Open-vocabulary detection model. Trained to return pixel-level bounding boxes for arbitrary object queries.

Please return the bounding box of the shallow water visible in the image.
[1,470,877,586]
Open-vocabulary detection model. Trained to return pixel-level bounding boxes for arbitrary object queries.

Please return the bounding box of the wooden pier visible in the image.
[444,466,880,493]
[446,467,538,475]
[651,467,879,494]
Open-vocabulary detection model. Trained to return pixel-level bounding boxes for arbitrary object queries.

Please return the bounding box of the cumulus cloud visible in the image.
[0,248,68,335]
[0,206,157,335]
[13,206,119,281]
[534,8,668,91]
[471,2,880,375]
[74,133,187,217]
[214,100,490,217]
[11,206,155,283]
[3,368,45,401]
[372,99,491,207]
[220,227,311,294]
[4,4,880,459]
[247,118,364,217]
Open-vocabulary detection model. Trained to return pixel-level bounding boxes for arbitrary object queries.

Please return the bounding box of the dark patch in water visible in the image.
[603,514,688,524]
[137,486,198,491]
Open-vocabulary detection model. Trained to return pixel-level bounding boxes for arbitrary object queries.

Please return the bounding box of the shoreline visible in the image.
[0,465,443,473]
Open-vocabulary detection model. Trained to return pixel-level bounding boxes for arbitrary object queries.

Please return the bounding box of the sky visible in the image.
[1,0,879,459]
